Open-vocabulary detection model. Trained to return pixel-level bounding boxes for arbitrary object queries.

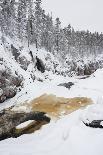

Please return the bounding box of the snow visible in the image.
[0,64,5,71]
[1,35,103,155]
[82,101,103,123]
[0,68,103,155]
[16,120,35,129]
[12,104,31,113]
[100,121,103,126]
[0,110,103,155]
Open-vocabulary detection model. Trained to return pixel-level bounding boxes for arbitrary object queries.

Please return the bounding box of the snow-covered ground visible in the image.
[16,120,35,129]
[1,35,103,155]
[0,68,103,155]
[0,109,103,155]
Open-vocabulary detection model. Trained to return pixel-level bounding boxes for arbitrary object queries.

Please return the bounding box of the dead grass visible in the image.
[28,94,93,118]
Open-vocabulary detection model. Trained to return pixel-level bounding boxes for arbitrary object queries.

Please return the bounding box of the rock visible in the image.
[0,69,23,103]
[0,76,6,87]
[83,62,97,76]
[77,75,90,79]
[0,58,3,66]
[36,56,45,73]
[30,74,35,82]
[11,44,20,60]
[0,69,23,88]
[83,120,103,128]
[3,86,16,99]
[29,51,34,62]
[14,120,48,137]
[77,67,84,76]
[0,88,3,96]
[0,95,6,103]
[17,55,30,71]
[0,88,6,103]
[58,82,74,89]
[0,109,50,141]
[10,76,23,87]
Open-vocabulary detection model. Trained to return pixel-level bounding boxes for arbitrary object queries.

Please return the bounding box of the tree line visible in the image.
[0,0,103,60]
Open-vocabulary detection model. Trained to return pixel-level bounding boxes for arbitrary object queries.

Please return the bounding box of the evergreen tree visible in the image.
[17,0,27,40]
[41,13,54,52]
[27,0,34,47]
[54,17,61,52]
[0,0,11,35]
[9,0,16,37]
[64,24,72,52]
[34,0,42,50]
[0,0,103,69]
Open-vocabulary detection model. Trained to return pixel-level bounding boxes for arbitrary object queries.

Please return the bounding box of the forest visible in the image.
[0,0,103,75]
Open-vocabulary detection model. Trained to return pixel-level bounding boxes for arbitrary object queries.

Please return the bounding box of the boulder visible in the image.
[0,109,50,141]
[58,82,74,89]
[11,44,20,60]
[3,87,16,99]
[0,69,23,103]
[17,55,30,71]
[10,76,23,87]
[0,88,3,96]
[0,95,6,103]
[83,120,103,128]
[36,56,45,73]
[0,76,6,87]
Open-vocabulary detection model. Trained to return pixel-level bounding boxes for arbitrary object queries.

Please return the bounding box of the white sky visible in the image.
[42,0,103,33]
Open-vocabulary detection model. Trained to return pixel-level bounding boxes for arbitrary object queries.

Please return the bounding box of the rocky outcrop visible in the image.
[14,120,48,137]
[36,56,45,73]
[11,44,20,60]
[58,82,74,89]
[0,69,23,103]
[11,45,30,71]
[0,94,6,103]
[17,55,30,71]
[84,120,103,128]
[0,108,50,141]
[3,86,16,99]
[77,75,90,79]
[10,75,23,87]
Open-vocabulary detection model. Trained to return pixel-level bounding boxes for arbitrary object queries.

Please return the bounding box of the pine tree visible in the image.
[34,0,42,50]
[64,24,72,52]
[27,0,34,47]
[41,13,54,52]
[0,0,11,35]
[9,0,17,38]
[17,0,27,41]
[54,17,61,52]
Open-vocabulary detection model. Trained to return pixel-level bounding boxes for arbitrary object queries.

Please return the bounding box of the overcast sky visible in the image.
[42,0,103,33]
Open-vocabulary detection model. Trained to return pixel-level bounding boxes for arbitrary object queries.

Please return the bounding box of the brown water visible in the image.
[29,94,93,118]
[13,94,93,136]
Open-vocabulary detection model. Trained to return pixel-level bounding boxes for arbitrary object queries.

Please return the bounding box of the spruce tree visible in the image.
[17,0,27,41]
[54,17,61,52]
[34,0,42,50]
